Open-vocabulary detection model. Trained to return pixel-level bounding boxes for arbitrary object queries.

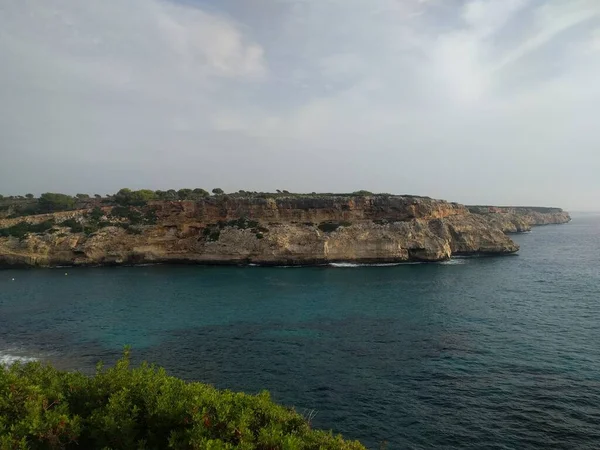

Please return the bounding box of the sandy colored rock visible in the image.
[0,196,570,267]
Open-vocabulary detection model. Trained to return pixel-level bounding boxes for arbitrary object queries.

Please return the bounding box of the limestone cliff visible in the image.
[0,195,568,268]
[467,206,571,233]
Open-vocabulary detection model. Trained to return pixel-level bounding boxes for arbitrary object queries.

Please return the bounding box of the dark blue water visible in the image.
[1,215,599,449]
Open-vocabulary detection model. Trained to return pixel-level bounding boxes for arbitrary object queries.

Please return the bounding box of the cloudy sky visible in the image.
[1,0,599,209]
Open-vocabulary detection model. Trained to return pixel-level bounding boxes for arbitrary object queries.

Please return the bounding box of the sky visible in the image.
[0,0,599,210]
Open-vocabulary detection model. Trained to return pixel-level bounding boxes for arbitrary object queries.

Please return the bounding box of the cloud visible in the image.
[0,0,599,210]
[495,0,600,70]
[589,28,600,52]
[0,0,267,192]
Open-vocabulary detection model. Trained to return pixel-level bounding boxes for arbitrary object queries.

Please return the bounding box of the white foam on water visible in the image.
[0,350,38,366]
[328,262,413,268]
[329,262,361,268]
[437,258,467,265]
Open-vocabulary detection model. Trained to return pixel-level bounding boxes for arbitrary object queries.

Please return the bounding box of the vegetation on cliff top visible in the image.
[0,189,433,222]
[0,350,364,450]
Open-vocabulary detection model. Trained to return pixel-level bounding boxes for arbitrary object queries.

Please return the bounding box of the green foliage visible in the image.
[38,193,76,213]
[155,190,179,201]
[0,220,55,239]
[203,228,221,242]
[25,194,34,199]
[75,193,90,199]
[202,218,269,243]
[0,351,365,450]
[165,189,178,201]
[351,191,373,196]
[144,208,158,225]
[111,206,144,224]
[110,206,156,227]
[114,189,157,206]
[177,189,193,200]
[212,188,224,195]
[60,219,83,233]
[88,207,104,222]
[220,218,261,230]
[176,189,210,201]
[192,189,210,198]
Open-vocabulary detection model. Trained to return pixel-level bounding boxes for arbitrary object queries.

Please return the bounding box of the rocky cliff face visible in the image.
[467,206,571,233]
[0,196,568,268]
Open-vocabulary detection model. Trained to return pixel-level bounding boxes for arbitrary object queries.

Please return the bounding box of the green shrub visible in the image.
[88,207,104,222]
[0,350,365,450]
[177,188,193,200]
[203,227,221,242]
[192,188,210,199]
[111,206,143,225]
[110,206,156,227]
[201,218,269,242]
[114,189,157,206]
[38,193,76,213]
[60,219,82,232]
[0,220,55,239]
[144,208,158,225]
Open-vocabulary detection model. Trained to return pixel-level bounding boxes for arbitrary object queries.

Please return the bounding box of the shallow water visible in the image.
[1,215,599,449]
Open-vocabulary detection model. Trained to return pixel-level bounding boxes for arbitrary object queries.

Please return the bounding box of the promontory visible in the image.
[0,191,571,268]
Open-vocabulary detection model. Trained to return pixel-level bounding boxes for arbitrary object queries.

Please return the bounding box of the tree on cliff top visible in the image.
[212,188,224,195]
[177,188,193,200]
[38,192,76,212]
[193,188,210,198]
[176,189,211,200]
[114,188,157,206]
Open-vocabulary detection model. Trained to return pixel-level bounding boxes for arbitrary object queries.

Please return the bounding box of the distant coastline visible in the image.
[0,190,570,268]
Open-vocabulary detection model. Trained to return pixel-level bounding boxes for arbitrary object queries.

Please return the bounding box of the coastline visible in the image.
[0,195,570,269]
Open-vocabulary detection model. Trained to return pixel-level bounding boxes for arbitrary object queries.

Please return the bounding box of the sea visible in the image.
[1,214,599,449]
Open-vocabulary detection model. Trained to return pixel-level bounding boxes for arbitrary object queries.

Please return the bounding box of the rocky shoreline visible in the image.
[0,195,570,268]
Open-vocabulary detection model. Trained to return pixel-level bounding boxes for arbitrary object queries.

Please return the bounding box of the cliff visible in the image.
[467,206,572,233]
[0,195,568,268]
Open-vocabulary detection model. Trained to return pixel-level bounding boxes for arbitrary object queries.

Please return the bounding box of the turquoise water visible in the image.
[1,215,599,449]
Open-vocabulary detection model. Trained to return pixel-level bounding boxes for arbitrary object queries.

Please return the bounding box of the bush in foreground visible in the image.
[0,350,365,450]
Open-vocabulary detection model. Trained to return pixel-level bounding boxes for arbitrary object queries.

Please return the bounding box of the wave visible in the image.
[328,262,413,268]
[329,259,468,267]
[0,349,38,366]
[437,259,467,265]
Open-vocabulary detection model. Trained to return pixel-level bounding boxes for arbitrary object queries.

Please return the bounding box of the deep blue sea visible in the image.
[1,214,599,449]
